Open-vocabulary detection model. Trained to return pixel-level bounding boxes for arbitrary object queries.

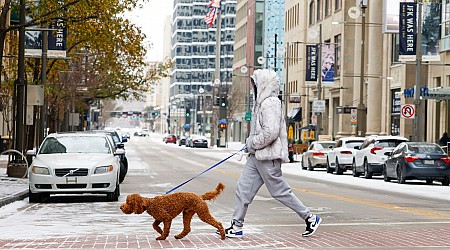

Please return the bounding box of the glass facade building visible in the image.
[171,0,236,114]
[264,0,285,85]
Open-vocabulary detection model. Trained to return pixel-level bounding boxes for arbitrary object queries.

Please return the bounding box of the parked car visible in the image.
[301,141,336,171]
[383,142,450,186]
[134,128,149,137]
[27,132,123,202]
[326,137,365,175]
[178,136,187,146]
[352,135,408,179]
[165,134,177,144]
[187,135,208,148]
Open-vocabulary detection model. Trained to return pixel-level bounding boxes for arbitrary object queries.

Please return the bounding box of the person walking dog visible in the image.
[223,69,321,238]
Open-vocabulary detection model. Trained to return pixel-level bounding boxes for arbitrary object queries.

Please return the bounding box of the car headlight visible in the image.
[94,165,114,174]
[32,166,50,175]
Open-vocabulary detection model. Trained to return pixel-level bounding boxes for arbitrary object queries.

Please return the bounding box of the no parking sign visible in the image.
[401,104,415,119]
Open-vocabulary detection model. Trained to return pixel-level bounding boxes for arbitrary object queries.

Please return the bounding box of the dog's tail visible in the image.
[201,183,225,201]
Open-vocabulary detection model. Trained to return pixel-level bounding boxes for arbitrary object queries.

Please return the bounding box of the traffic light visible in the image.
[186,108,191,117]
[220,95,227,107]
[219,123,227,129]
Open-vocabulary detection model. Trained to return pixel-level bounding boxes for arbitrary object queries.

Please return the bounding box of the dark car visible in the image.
[164,134,177,144]
[383,142,450,186]
[178,136,187,146]
[91,130,128,183]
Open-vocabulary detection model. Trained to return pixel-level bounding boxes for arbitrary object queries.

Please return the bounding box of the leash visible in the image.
[165,146,247,194]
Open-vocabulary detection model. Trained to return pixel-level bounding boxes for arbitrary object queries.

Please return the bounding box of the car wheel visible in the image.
[426,179,433,185]
[307,159,314,171]
[335,158,343,175]
[397,166,406,184]
[352,159,360,177]
[383,164,391,182]
[29,189,43,203]
[442,178,450,186]
[364,159,373,179]
[107,182,120,202]
[119,162,126,184]
[326,158,333,173]
[301,158,306,170]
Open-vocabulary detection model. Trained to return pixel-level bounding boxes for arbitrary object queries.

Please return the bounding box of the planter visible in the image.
[7,163,28,178]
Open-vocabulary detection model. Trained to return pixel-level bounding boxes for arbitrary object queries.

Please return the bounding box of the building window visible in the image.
[335,0,342,11]
[334,34,341,77]
[325,0,332,17]
[392,33,400,64]
[317,0,322,21]
[309,1,315,25]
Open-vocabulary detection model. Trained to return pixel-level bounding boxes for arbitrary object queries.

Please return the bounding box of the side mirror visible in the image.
[121,137,128,143]
[114,149,125,156]
[354,146,360,150]
[328,145,334,149]
[116,143,125,149]
[26,149,36,157]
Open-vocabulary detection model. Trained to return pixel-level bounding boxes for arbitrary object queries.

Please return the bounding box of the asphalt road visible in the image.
[1,133,450,249]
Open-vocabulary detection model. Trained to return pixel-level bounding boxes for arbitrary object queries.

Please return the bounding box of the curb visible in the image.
[0,189,28,208]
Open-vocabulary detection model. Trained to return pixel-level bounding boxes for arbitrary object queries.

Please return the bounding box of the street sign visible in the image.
[245,112,252,121]
[401,104,415,119]
[198,87,204,94]
[312,100,326,113]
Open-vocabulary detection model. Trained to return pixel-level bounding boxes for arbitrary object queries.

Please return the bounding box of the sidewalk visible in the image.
[0,159,29,208]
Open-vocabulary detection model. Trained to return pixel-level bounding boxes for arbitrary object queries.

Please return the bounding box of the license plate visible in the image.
[66,177,78,184]
[423,160,434,165]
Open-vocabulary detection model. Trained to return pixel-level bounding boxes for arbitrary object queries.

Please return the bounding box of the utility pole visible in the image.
[39,30,48,146]
[211,7,222,147]
[415,1,423,142]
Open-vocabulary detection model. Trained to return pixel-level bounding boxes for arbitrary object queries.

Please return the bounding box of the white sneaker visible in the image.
[218,221,243,238]
[302,214,322,237]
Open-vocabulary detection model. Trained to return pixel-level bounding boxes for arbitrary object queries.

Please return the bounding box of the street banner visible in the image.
[382,0,414,33]
[399,2,417,61]
[321,44,335,82]
[47,19,67,59]
[421,2,441,61]
[305,45,318,82]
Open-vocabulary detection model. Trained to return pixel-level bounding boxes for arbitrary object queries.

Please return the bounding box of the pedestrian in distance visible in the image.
[222,69,321,238]
[439,132,450,146]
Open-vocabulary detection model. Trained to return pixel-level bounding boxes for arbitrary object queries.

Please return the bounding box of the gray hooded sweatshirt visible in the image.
[246,69,290,163]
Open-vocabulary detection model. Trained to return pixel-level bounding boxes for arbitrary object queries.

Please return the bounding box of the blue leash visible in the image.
[165,146,247,194]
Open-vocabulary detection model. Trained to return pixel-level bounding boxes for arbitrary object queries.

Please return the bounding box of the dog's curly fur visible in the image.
[120,183,226,240]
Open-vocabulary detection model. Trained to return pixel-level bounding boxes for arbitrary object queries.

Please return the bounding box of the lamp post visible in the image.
[414,1,423,142]
[357,1,367,137]
[315,24,323,142]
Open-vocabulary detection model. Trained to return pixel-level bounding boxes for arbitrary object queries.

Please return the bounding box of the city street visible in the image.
[1,133,450,249]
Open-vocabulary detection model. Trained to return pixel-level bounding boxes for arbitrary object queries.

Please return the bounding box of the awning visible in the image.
[298,124,323,131]
[289,107,302,122]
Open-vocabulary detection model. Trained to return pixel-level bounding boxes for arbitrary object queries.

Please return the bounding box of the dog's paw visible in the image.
[174,234,185,239]
[156,236,167,240]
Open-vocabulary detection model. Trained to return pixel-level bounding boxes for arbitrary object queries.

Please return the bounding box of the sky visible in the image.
[126,0,174,62]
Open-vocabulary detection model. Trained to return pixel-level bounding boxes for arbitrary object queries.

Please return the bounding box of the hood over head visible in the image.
[250,69,280,105]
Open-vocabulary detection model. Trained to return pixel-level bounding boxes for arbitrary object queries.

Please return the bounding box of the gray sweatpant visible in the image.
[232,155,310,227]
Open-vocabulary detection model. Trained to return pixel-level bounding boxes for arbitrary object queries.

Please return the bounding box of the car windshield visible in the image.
[39,136,111,154]
[316,142,335,149]
[375,139,406,147]
[408,144,444,154]
[345,141,364,149]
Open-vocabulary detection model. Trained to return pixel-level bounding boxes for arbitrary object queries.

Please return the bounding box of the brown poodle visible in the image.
[120,183,226,240]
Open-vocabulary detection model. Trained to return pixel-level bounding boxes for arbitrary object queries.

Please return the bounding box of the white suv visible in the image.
[352,135,408,179]
[326,137,365,175]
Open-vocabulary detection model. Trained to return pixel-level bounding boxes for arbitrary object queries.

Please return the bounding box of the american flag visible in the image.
[205,0,221,28]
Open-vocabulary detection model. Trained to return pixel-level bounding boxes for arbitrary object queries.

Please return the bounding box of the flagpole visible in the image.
[211,5,221,147]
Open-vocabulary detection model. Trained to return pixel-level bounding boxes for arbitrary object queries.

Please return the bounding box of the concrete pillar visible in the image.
[366,2,383,135]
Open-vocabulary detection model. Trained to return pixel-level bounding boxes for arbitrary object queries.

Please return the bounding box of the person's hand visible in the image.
[246,136,256,154]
